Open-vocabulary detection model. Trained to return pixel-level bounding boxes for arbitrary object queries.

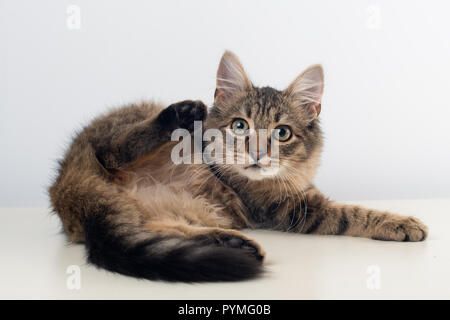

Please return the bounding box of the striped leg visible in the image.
[95,100,207,170]
[295,188,428,241]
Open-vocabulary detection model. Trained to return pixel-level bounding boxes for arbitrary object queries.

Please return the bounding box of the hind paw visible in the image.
[195,230,265,262]
[214,232,265,262]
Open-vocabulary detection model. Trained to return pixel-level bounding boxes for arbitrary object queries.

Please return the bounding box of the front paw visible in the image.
[157,100,207,131]
[372,216,428,242]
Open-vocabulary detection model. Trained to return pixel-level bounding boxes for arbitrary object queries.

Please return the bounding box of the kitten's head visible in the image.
[204,51,324,187]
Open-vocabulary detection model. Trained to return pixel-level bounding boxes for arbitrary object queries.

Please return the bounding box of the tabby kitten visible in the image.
[49,51,428,282]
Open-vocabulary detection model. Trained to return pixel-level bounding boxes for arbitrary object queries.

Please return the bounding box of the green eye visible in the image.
[273,125,292,141]
[231,118,249,135]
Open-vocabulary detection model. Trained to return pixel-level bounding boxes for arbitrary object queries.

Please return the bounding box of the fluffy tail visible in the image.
[83,214,264,282]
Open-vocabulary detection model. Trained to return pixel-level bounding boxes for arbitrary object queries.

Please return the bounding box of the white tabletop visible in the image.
[1,198,449,299]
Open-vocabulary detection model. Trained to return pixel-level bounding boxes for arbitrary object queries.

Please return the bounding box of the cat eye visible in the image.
[273,125,292,142]
[231,118,249,135]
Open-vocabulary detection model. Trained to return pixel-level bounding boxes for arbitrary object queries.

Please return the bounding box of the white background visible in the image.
[1,0,449,207]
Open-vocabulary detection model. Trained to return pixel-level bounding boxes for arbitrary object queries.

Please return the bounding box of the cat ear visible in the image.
[215,51,252,102]
[284,65,324,118]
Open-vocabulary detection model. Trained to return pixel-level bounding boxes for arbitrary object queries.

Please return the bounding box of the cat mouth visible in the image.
[244,164,261,170]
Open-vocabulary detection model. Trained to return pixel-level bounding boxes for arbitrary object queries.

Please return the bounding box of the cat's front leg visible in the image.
[157,99,207,132]
[96,100,207,170]
[294,188,428,241]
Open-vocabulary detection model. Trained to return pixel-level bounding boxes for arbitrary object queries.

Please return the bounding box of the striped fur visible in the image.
[49,51,427,283]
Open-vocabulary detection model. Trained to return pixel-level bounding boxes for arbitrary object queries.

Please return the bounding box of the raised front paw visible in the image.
[157,100,207,131]
[372,216,428,242]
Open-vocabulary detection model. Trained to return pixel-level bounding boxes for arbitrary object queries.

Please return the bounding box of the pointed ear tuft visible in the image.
[284,65,324,118]
[215,51,252,102]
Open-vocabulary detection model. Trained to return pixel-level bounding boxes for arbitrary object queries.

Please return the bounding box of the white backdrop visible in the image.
[1,0,449,206]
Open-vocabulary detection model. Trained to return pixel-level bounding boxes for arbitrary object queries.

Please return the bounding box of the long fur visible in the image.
[49,51,428,284]
[83,213,262,282]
